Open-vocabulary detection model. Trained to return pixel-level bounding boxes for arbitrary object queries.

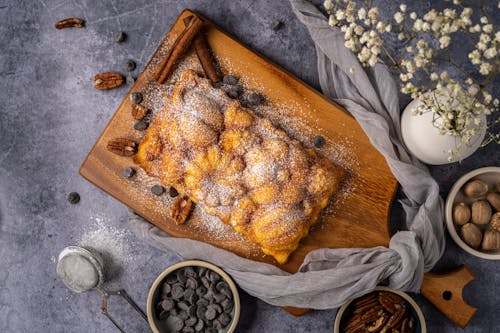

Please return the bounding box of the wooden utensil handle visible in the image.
[421,265,477,329]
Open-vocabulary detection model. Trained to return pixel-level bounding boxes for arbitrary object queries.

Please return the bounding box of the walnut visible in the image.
[463,179,488,198]
[452,202,470,225]
[481,230,500,251]
[471,200,492,225]
[486,192,500,211]
[461,223,483,248]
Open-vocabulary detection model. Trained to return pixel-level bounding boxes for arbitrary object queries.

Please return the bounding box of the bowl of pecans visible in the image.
[334,286,426,333]
[147,260,240,333]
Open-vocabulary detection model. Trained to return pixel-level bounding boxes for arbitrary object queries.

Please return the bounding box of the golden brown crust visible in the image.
[135,69,346,264]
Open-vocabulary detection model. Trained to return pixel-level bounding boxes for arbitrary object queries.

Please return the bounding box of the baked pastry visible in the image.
[135,69,346,264]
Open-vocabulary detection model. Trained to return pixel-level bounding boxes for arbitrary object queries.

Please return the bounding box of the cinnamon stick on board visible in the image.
[155,15,204,84]
[183,16,221,83]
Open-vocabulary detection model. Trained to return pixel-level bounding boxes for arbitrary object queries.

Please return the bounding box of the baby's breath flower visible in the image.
[468,50,481,64]
[479,62,492,75]
[328,15,337,27]
[400,4,407,12]
[398,33,405,40]
[324,0,334,11]
[430,73,439,81]
[439,35,451,48]
[358,7,366,20]
[484,47,497,59]
[394,12,404,24]
[480,16,488,24]
[410,12,417,20]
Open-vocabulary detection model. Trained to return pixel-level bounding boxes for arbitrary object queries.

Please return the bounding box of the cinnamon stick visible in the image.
[183,17,220,83]
[155,15,204,84]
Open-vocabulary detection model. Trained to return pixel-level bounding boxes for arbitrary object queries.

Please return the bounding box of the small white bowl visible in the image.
[334,286,426,333]
[445,166,500,260]
[147,260,240,333]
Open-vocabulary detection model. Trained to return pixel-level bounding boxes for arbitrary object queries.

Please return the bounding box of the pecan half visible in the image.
[352,293,378,308]
[361,305,384,323]
[107,138,137,156]
[171,196,193,225]
[344,315,366,333]
[353,298,380,315]
[93,72,124,90]
[132,104,148,120]
[379,292,405,314]
[385,304,407,330]
[55,18,85,29]
[367,313,389,333]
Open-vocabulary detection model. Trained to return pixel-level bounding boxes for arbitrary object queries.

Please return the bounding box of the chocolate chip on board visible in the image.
[122,167,136,178]
[313,135,326,148]
[169,186,179,198]
[222,74,239,85]
[67,192,80,204]
[151,185,165,196]
[130,92,143,104]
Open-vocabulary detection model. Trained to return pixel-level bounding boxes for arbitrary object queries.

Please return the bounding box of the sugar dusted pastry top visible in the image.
[135,69,346,264]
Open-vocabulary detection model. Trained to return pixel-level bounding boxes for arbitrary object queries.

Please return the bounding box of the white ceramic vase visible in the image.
[401,96,487,165]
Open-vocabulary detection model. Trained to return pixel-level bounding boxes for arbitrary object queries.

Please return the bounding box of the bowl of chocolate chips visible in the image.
[334,286,426,333]
[147,260,240,333]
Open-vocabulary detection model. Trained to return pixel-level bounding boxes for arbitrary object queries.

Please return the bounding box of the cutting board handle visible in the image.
[421,265,477,329]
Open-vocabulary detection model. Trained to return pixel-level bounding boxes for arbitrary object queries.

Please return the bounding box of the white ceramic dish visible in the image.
[333,286,426,333]
[445,166,500,260]
[147,260,240,333]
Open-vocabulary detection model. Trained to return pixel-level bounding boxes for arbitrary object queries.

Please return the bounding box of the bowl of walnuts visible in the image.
[445,166,500,260]
[334,286,426,333]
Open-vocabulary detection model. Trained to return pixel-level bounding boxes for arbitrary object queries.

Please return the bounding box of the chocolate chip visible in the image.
[213,293,226,303]
[217,313,231,327]
[183,288,195,301]
[185,266,196,277]
[169,186,179,198]
[178,310,189,320]
[130,92,143,104]
[205,307,217,320]
[170,308,178,317]
[196,286,207,297]
[200,277,210,289]
[161,299,175,311]
[159,310,169,320]
[186,277,198,290]
[178,301,190,311]
[208,271,220,283]
[182,327,195,333]
[222,74,239,85]
[196,298,209,308]
[67,192,80,204]
[114,31,126,43]
[205,328,216,333]
[209,303,222,314]
[215,281,228,292]
[221,298,233,312]
[185,316,197,327]
[188,304,197,317]
[194,318,204,331]
[212,319,222,330]
[220,287,232,299]
[313,135,326,148]
[122,167,136,178]
[151,185,165,196]
[166,274,178,284]
[270,20,283,31]
[196,305,207,320]
[134,120,149,131]
[177,269,187,284]
[124,59,136,72]
[162,283,171,295]
[171,283,184,299]
[226,85,242,99]
[247,92,264,106]
[173,318,184,332]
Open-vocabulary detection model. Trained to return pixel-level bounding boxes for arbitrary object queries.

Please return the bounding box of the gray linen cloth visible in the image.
[128,0,445,309]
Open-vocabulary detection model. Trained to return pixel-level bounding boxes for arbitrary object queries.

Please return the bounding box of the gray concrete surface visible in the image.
[0,0,499,332]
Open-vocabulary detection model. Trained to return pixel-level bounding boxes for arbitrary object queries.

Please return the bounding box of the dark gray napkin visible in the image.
[128,0,445,309]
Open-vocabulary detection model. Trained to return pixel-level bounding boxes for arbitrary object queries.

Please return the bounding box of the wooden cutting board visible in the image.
[80,9,476,327]
[80,9,396,273]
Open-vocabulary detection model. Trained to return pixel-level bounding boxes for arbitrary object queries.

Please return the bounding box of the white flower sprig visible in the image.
[323,0,499,161]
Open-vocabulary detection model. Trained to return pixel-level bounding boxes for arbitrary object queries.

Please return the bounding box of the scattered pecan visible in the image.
[107,138,137,156]
[93,72,124,90]
[379,292,405,314]
[55,17,85,29]
[131,104,148,120]
[171,196,193,225]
